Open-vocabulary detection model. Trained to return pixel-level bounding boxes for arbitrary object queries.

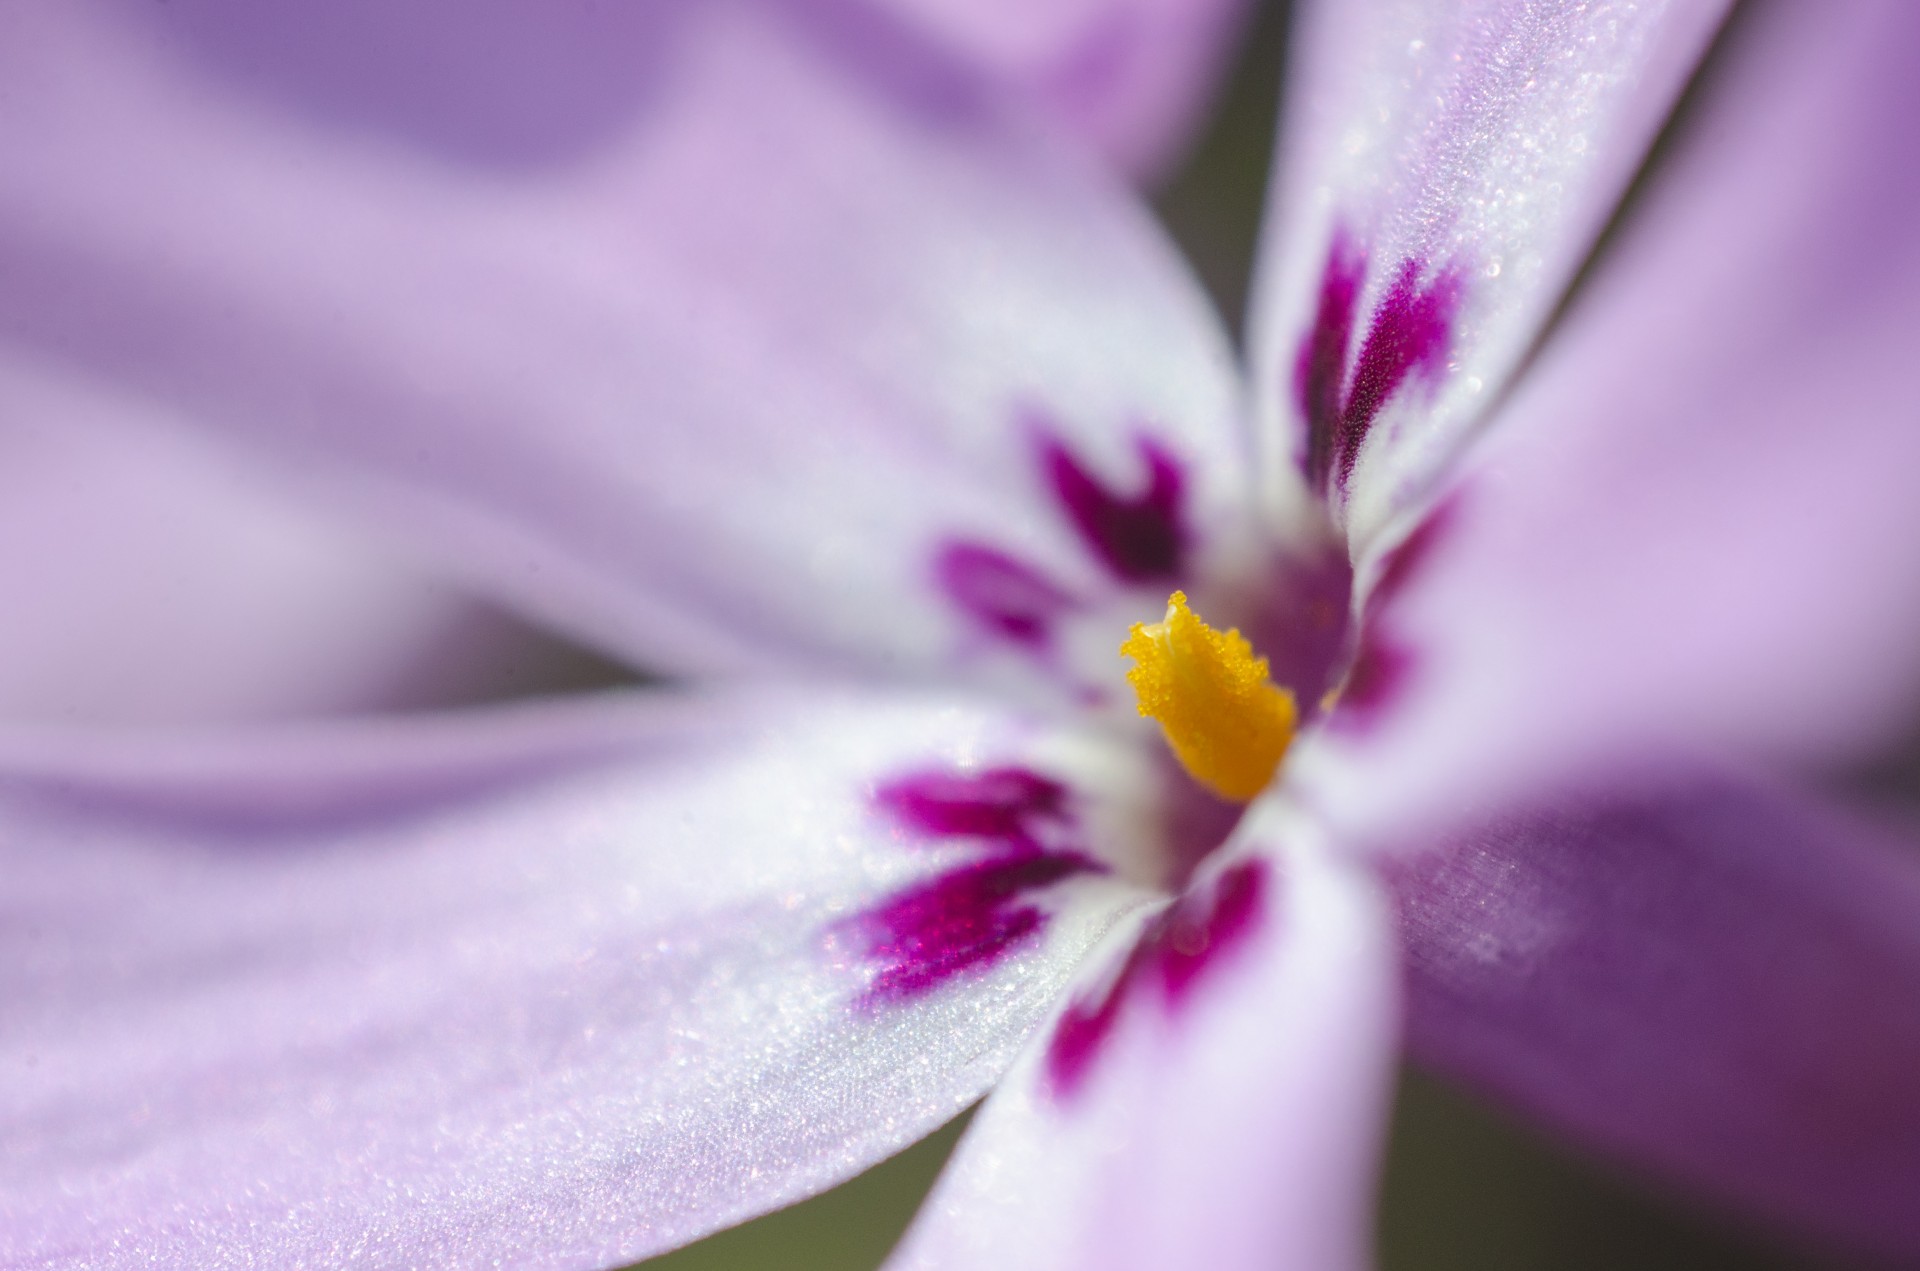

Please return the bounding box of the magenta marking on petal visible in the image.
[932,412,1190,655]
[935,541,1079,651]
[1329,632,1413,731]
[855,851,1100,1005]
[1044,857,1273,1099]
[874,766,1071,846]
[1291,228,1465,499]
[1037,427,1189,583]
[851,765,1104,1008]
[1046,979,1128,1095]
[1295,231,1366,493]
[1335,259,1463,493]
[1328,492,1465,734]
[1153,855,1266,1003]
[1369,491,1462,613]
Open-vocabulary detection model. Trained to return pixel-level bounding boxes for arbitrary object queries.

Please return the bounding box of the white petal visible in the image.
[1249,0,1728,545]
[1296,2,1920,846]
[888,808,1396,1271]
[0,688,1145,1269]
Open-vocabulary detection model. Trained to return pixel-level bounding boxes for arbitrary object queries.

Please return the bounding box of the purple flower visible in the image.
[3,2,1920,1269]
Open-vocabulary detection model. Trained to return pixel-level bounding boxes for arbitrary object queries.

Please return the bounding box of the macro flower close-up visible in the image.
[4,2,1920,1269]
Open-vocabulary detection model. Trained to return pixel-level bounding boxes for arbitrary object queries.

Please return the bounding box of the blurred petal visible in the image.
[1300,2,1920,841]
[0,362,623,723]
[0,688,1144,1269]
[889,814,1396,1271]
[0,0,1249,701]
[876,0,1251,180]
[1387,765,1920,1260]
[1248,0,1728,542]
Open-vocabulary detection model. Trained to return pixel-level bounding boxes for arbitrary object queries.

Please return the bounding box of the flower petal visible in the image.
[0,367,616,723]
[1298,1,1920,843]
[0,1,1248,698]
[877,0,1252,180]
[0,688,1143,1269]
[1386,764,1920,1260]
[1249,0,1729,542]
[887,811,1397,1271]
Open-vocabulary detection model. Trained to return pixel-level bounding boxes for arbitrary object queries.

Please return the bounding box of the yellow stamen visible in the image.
[1121,591,1297,803]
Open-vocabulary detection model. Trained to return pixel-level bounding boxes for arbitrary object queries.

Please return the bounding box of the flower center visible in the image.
[1121,591,1297,803]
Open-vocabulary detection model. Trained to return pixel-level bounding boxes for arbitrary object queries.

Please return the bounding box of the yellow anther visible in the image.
[1121,592,1297,803]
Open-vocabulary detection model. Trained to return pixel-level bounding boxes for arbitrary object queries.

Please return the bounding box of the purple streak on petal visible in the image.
[941,418,1190,641]
[0,690,1127,1269]
[874,766,1070,845]
[889,836,1393,1271]
[1368,490,1463,615]
[1154,854,1266,1002]
[1327,492,1464,734]
[1037,426,1189,583]
[1328,632,1414,733]
[853,851,1101,1006]
[1046,975,1129,1097]
[854,764,1103,1007]
[1046,857,1273,1098]
[1295,230,1366,493]
[1292,228,1465,500]
[935,540,1079,651]
[1334,259,1463,495]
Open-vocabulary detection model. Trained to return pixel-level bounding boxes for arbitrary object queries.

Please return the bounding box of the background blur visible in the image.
[634,3,1841,1267]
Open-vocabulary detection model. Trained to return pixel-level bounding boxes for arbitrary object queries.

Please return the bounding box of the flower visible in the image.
[4,2,1920,1270]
